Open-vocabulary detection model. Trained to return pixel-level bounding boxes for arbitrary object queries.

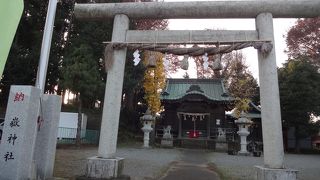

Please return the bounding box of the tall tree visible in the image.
[278,58,320,152]
[285,18,320,67]
[0,0,48,104]
[121,0,169,115]
[47,0,76,94]
[0,0,75,104]
[60,44,103,145]
[123,16,168,112]
[225,52,259,115]
[62,13,114,107]
[60,0,115,144]
[195,51,259,106]
[225,52,258,101]
[61,0,170,133]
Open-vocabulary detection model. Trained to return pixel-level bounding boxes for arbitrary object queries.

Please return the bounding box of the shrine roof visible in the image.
[160,78,233,103]
[228,101,261,119]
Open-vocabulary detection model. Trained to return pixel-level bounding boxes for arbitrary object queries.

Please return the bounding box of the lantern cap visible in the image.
[140,108,156,121]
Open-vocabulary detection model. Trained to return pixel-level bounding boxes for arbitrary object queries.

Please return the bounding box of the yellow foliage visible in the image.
[143,51,166,115]
[234,98,250,118]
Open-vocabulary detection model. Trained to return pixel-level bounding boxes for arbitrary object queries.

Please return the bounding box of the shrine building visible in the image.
[157,78,234,148]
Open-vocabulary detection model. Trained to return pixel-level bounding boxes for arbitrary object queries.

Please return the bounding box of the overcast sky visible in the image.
[163,0,297,79]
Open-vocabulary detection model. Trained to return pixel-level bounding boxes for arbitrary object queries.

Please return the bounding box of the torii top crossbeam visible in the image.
[75,0,320,20]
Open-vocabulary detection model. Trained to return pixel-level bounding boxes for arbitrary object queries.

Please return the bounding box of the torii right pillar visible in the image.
[255,13,298,180]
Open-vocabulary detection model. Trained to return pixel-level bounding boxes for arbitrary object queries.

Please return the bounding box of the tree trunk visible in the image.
[294,126,301,153]
[61,89,66,105]
[75,94,82,147]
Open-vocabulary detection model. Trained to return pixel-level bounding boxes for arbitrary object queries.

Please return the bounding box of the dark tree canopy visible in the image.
[0,0,48,104]
[0,0,75,104]
[278,58,320,151]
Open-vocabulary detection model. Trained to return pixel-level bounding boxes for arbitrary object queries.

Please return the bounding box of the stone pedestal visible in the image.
[0,86,41,180]
[215,138,227,152]
[140,109,155,148]
[216,128,227,151]
[215,142,227,152]
[237,130,250,155]
[34,94,62,179]
[161,138,173,147]
[86,156,124,179]
[255,166,298,180]
[235,115,252,155]
[161,125,173,147]
[142,125,153,148]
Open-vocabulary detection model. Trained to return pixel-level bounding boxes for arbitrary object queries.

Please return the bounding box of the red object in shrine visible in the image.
[188,130,200,138]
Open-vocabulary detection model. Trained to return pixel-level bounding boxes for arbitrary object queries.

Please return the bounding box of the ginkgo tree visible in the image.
[142,51,166,115]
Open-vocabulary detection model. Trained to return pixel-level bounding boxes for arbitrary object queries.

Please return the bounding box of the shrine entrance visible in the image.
[179,112,209,139]
[74,1,320,179]
[158,78,233,145]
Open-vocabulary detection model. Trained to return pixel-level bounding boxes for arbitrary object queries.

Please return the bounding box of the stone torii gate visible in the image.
[74,1,320,179]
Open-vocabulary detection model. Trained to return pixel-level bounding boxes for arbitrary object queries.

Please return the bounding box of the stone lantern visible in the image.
[140,109,155,148]
[235,112,253,155]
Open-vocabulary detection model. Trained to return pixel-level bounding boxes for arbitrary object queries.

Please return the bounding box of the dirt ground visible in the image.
[53,145,181,180]
[54,146,320,180]
[54,146,97,178]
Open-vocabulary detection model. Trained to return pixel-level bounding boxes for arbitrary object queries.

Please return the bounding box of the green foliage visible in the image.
[61,16,114,106]
[122,51,146,117]
[223,52,259,113]
[46,0,75,93]
[279,58,320,139]
[123,51,146,94]
[225,52,259,101]
[0,0,168,134]
[60,44,103,102]
[0,0,75,104]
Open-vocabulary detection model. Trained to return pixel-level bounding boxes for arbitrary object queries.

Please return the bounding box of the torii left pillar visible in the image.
[255,13,298,180]
[86,14,129,179]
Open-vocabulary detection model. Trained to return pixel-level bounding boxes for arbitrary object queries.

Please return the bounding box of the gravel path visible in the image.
[159,149,220,180]
[54,147,320,180]
[208,152,320,180]
[117,148,182,180]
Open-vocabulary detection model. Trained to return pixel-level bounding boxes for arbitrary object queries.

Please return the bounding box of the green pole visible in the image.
[0,0,24,77]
